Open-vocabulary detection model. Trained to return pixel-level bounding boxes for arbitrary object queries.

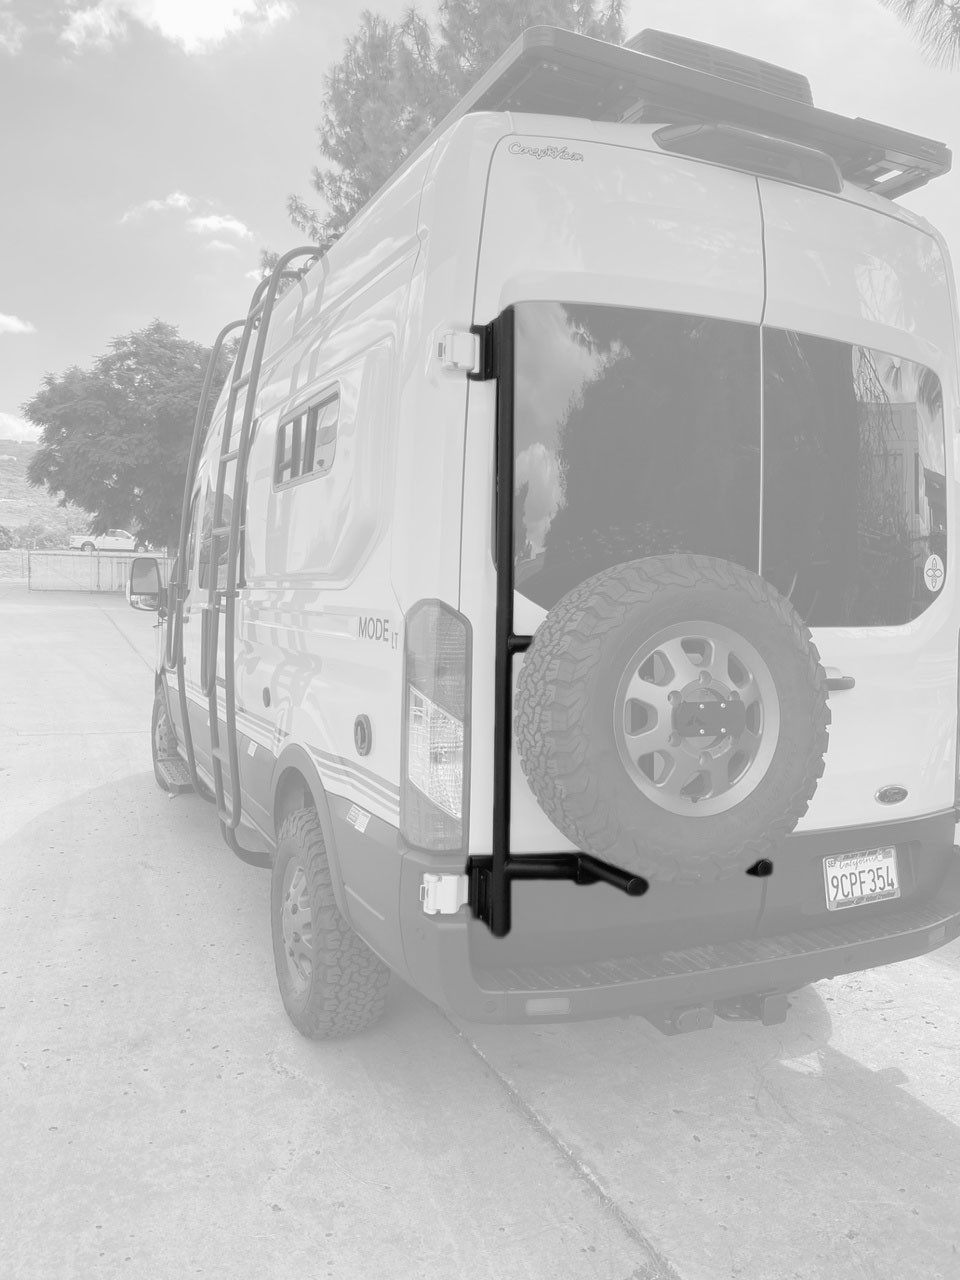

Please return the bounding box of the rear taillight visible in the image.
[401,601,472,851]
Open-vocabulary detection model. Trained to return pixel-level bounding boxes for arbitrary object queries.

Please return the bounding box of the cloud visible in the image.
[120,190,195,222]
[188,213,252,240]
[61,2,125,50]
[0,313,36,335]
[0,3,25,54]
[0,412,41,442]
[60,0,293,54]
[119,193,258,262]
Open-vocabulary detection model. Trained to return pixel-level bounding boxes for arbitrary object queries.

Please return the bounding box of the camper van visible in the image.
[130,27,960,1039]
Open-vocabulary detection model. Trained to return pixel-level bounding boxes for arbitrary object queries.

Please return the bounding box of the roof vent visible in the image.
[627,29,814,105]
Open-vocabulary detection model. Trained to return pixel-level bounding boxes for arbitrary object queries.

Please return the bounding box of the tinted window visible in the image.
[762,332,946,625]
[513,302,761,609]
[274,391,339,488]
[198,464,234,592]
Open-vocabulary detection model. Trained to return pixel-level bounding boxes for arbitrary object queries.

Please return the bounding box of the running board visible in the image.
[157,756,194,794]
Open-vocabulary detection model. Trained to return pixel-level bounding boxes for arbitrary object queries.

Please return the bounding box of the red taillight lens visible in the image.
[400,601,472,851]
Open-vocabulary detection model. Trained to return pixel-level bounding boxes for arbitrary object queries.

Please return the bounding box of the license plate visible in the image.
[823,847,900,911]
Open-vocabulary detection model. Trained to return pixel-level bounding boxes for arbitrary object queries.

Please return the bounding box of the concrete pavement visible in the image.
[1,585,958,1280]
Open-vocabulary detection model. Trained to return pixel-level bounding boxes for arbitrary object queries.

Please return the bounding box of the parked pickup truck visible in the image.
[70,529,145,553]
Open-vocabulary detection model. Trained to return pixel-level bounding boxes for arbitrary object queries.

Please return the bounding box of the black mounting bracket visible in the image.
[468,853,649,935]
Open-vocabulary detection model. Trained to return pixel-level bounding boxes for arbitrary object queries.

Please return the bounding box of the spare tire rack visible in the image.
[465,309,650,938]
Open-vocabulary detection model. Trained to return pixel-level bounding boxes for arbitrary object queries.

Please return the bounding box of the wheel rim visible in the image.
[613,620,780,817]
[280,861,313,994]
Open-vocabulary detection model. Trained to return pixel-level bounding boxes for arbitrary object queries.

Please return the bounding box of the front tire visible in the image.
[151,684,179,792]
[81,541,95,553]
[271,809,390,1039]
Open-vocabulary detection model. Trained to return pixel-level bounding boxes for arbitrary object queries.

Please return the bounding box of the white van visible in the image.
[131,27,960,1038]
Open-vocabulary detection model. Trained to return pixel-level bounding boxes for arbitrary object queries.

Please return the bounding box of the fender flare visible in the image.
[269,743,352,923]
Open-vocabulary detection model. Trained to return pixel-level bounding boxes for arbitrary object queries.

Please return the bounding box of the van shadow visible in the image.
[460,981,960,1273]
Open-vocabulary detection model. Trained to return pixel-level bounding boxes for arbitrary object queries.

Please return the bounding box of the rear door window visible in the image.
[512,302,762,609]
[761,331,946,625]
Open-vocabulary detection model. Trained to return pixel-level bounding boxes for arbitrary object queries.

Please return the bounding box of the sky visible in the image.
[2,0,960,440]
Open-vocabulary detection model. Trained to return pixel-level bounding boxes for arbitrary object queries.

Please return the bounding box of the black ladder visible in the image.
[202,247,319,852]
[170,246,319,857]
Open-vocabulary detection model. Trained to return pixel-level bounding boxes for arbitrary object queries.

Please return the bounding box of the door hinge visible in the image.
[438,330,481,374]
[419,873,469,915]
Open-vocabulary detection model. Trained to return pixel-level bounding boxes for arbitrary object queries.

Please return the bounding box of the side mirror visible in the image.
[129,556,161,612]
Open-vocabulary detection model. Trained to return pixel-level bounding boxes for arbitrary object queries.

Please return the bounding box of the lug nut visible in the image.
[668,732,682,747]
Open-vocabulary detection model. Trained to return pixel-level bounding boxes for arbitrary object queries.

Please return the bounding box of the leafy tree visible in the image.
[287,1,624,249]
[12,520,62,550]
[25,321,232,550]
[0,525,14,551]
[880,0,960,66]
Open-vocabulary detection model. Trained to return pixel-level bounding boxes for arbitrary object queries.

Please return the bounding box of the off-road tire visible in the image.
[151,684,179,792]
[271,809,390,1039]
[515,554,830,883]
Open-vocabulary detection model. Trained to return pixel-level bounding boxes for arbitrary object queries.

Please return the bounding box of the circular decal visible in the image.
[924,554,945,593]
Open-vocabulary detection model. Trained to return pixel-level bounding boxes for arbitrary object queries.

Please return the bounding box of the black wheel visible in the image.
[81,541,95,553]
[151,684,179,792]
[515,554,830,883]
[271,809,390,1039]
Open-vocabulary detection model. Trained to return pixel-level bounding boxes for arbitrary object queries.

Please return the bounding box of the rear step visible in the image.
[157,756,194,794]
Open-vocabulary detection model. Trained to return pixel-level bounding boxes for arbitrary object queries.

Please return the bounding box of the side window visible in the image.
[180,491,200,588]
[198,473,234,592]
[274,390,340,487]
[198,483,213,591]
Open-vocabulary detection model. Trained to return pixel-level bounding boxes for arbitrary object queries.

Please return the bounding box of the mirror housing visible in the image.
[129,556,162,612]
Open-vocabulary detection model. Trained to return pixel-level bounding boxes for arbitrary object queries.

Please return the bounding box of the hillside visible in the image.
[0,439,90,546]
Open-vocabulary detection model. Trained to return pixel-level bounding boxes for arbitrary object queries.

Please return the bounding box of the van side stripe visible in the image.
[181,690,399,806]
[307,747,400,804]
[312,761,400,814]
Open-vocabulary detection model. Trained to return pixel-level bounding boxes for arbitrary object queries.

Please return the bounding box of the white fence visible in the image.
[27,551,173,594]
[0,549,29,581]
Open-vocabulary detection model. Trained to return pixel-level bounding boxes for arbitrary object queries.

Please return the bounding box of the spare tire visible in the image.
[514,554,830,883]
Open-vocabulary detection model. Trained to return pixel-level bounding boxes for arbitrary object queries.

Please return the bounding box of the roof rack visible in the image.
[403,26,950,201]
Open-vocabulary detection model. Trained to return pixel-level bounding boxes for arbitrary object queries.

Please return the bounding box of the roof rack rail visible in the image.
[400,26,950,201]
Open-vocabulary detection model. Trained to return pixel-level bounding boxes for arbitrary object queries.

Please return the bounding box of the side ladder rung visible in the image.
[220,449,239,465]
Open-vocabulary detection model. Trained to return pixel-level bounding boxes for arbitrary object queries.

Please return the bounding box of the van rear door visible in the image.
[462,131,771,960]
[756,180,960,927]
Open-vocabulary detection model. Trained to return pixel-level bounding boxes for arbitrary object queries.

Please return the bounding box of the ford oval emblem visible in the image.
[876,785,908,805]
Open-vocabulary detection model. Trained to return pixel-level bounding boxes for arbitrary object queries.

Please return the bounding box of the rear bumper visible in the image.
[398,849,960,1023]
